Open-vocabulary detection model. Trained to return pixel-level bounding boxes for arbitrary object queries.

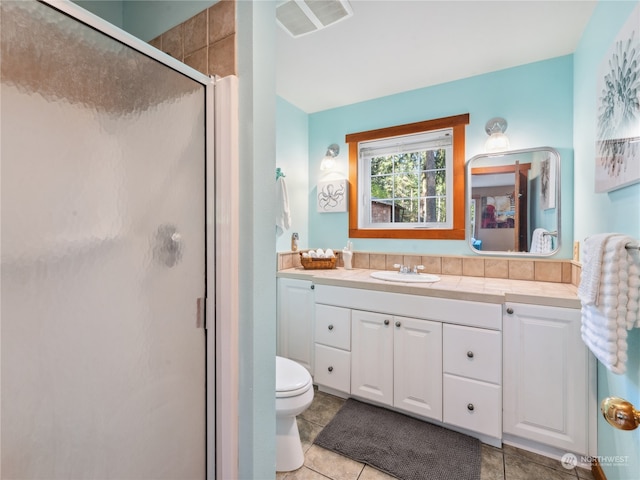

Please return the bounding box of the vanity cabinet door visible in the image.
[315,304,351,350]
[394,316,442,420]
[443,324,501,385]
[503,303,592,455]
[315,344,351,394]
[276,278,314,373]
[443,374,502,438]
[351,310,393,406]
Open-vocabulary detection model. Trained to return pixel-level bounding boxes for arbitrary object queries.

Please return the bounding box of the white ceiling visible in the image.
[276,0,597,113]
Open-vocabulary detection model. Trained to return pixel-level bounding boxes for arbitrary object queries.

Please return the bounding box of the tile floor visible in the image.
[277,388,596,480]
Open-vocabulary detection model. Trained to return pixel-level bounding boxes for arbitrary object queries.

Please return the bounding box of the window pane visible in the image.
[371,156,393,176]
[396,153,418,173]
[421,197,447,223]
[423,169,446,196]
[371,200,394,223]
[420,149,446,170]
[394,173,419,197]
[371,175,393,199]
[396,199,418,222]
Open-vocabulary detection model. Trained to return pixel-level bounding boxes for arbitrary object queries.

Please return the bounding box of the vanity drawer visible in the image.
[443,324,501,385]
[315,304,351,350]
[314,344,350,394]
[443,374,501,439]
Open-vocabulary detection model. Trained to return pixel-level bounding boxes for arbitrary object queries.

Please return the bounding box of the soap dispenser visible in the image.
[342,241,353,270]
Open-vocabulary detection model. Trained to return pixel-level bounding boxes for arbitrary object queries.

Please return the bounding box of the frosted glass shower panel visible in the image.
[1,1,207,479]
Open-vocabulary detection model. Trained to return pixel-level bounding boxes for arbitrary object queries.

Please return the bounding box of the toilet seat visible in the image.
[276,356,312,398]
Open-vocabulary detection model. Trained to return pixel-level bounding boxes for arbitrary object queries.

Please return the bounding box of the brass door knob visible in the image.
[601,397,640,430]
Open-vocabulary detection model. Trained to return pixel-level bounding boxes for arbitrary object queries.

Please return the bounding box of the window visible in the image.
[346,114,469,239]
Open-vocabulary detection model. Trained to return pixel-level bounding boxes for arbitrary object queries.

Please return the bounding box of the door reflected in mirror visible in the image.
[467,147,560,256]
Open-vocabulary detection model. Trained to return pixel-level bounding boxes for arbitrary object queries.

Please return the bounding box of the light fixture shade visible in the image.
[320,143,340,171]
[485,132,510,153]
[320,156,336,171]
[484,117,510,153]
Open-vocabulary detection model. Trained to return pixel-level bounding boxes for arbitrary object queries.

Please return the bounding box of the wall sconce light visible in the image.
[320,144,340,171]
[484,117,510,153]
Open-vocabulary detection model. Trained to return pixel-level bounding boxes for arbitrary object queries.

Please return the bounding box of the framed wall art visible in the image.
[595,3,640,193]
[317,179,348,213]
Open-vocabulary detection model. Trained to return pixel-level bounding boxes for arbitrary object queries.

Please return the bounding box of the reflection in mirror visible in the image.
[467,147,560,256]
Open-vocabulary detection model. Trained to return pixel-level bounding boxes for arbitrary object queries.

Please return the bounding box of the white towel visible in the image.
[581,304,628,374]
[275,177,291,237]
[578,233,616,305]
[579,233,639,374]
[530,228,552,254]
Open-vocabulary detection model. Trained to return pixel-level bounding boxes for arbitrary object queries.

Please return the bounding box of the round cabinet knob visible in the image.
[310,285,315,290]
[384,319,390,326]
[328,366,333,372]
[328,324,334,331]
[506,307,514,314]
[395,321,401,327]
[467,403,475,412]
[467,351,474,359]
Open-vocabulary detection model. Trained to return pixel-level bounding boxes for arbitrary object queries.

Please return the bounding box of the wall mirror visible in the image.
[467,147,560,256]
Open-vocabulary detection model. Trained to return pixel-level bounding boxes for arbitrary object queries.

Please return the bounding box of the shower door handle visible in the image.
[154,224,183,267]
[196,297,206,329]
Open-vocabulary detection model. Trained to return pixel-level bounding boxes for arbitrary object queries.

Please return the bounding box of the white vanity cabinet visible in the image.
[350,311,442,420]
[315,284,502,439]
[314,304,351,394]
[394,316,443,420]
[350,310,394,404]
[443,324,502,438]
[276,277,315,373]
[277,273,592,458]
[503,302,595,456]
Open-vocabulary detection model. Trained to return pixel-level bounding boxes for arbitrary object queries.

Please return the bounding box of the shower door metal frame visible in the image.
[32,1,225,478]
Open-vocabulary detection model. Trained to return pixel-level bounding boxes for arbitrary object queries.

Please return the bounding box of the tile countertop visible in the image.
[277,267,581,309]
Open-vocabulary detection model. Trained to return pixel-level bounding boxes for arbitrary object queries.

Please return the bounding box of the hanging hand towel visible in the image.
[275,176,291,237]
[581,304,628,374]
[529,228,551,254]
[578,233,616,305]
[579,233,639,374]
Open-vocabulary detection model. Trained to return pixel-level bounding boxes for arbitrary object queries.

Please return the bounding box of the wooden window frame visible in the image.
[346,113,469,239]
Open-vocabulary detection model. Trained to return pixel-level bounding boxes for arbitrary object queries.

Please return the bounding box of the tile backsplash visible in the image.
[278,250,582,286]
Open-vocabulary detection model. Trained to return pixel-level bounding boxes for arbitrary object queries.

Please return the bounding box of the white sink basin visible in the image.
[369,271,440,283]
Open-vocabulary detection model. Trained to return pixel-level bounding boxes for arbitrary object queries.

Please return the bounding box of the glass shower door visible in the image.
[1,1,207,478]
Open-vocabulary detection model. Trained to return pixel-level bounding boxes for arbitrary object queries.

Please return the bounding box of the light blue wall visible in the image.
[305,56,574,256]
[73,0,124,28]
[276,97,309,251]
[237,1,277,478]
[122,1,218,41]
[573,2,640,479]
[73,1,219,41]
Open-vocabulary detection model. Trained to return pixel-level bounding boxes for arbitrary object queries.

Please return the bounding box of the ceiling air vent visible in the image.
[277,0,353,38]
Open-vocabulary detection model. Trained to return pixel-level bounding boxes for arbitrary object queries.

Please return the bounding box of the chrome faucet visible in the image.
[393,264,425,274]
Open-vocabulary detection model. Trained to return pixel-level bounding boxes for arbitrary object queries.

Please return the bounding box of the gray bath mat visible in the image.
[313,398,481,480]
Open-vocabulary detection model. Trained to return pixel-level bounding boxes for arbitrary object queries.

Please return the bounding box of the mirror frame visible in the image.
[466,146,561,257]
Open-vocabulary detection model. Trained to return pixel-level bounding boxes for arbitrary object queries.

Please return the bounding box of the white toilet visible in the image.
[275,356,314,472]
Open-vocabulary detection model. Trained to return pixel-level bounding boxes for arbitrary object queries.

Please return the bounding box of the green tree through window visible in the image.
[370,150,447,223]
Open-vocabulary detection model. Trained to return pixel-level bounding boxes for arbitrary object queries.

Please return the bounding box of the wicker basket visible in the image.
[299,252,337,270]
